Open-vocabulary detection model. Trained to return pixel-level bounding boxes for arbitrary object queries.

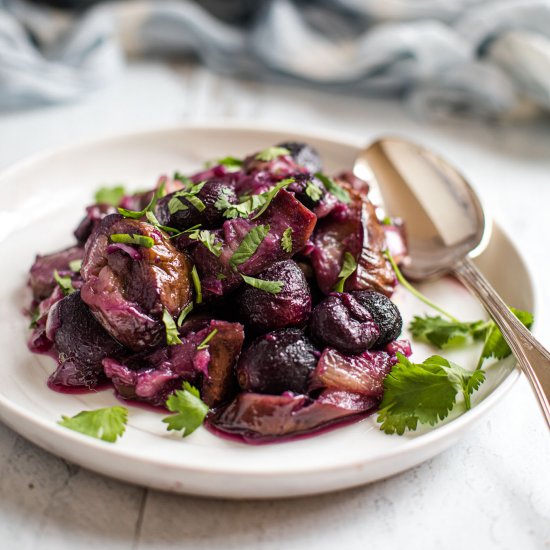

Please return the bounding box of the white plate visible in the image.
[0,124,536,499]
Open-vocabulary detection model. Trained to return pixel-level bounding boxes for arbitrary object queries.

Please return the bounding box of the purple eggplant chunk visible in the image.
[81,214,193,350]
[237,328,317,395]
[156,179,238,230]
[309,293,380,354]
[29,245,84,300]
[276,141,322,173]
[311,181,396,296]
[308,347,396,397]
[74,204,117,245]
[47,291,126,389]
[207,390,377,443]
[103,320,244,407]
[235,260,311,334]
[192,189,317,300]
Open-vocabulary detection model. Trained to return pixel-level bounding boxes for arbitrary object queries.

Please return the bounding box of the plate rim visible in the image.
[0,122,538,481]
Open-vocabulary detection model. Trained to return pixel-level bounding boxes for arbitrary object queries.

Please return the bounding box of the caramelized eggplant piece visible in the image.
[74,204,117,245]
[309,293,380,354]
[156,179,238,230]
[81,214,192,350]
[103,320,243,407]
[47,291,126,389]
[237,328,317,395]
[208,390,377,443]
[29,245,83,300]
[235,260,311,334]
[311,184,395,296]
[191,189,317,300]
[277,141,322,173]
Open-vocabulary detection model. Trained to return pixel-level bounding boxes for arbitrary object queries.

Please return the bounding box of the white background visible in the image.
[0,60,549,549]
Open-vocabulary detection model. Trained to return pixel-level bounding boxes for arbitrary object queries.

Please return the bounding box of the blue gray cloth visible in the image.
[2,0,550,117]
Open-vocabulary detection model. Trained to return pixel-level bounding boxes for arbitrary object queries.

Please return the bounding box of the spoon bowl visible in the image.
[355,137,550,430]
[354,137,490,280]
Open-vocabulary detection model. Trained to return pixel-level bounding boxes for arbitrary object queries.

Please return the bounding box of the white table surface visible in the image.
[1,60,549,550]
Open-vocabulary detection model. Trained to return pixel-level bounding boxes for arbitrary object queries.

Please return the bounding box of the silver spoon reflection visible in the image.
[354,137,550,429]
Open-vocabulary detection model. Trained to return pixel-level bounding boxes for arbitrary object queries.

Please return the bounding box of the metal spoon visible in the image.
[354,136,550,429]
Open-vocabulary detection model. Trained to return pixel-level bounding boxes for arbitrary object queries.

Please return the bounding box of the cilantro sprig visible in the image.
[162,382,209,437]
[168,182,206,214]
[110,233,155,248]
[315,172,350,204]
[118,182,165,219]
[162,309,182,346]
[281,227,293,253]
[255,146,290,162]
[95,185,126,207]
[188,229,223,257]
[59,406,128,443]
[241,274,284,294]
[377,354,486,435]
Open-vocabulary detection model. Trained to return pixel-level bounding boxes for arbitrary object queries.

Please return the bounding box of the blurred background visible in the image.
[1,2,550,549]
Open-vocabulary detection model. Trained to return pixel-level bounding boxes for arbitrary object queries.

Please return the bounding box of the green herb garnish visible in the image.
[173,172,193,186]
[94,185,126,206]
[53,270,75,296]
[188,229,222,257]
[168,182,206,215]
[217,156,243,170]
[191,265,202,304]
[333,252,357,292]
[69,259,82,273]
[281,227,293,253]
[162,309,182,346]
[145,211,180,234]
[230,225,270,267]
[315,172,351,204]
[255,146,290,162]
[305,180,322,202]
[197,328,218,350]
[241,274,283,295]
[162,382,209,437]
[110,234,154,248]
[118,182,165,219]
[377,354,486,435]
[59,406,128,443]
[177,303,194,327]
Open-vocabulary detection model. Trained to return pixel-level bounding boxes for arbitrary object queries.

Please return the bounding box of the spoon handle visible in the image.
[454,257,550,429]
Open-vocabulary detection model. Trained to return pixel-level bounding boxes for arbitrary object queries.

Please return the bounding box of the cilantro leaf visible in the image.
[217,179,294,220]
[94,185,126,206]
[110,233,154,248]
[377,354,458,435]
[378,354,487,435]
[187,229,222,257]
[168,182,206,214]
[118,182,165,219]
[145,211,180,234]
[230,225,270,267]
[217,156,243,170]
[162,382,209,437]
[191,265,202,304]
[197,328,218,350]
[333,252,357,292]
[409,315,489,349]
[255,146,290,162]
[241,274,283,294]
[173,172,193,186]
[53,270,75,296]
[479,308,533,364]
[162,309,182,346]
[315,172,350,204]
[281,227,293,253]
[305,180,322,202]
[59,406,128,443]
[68,259,82,273]
[177,303,194,327]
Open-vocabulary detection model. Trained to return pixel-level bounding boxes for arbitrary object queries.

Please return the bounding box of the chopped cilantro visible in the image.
[230,225,270,267]
[162,309,182,346]
[255,146,290,162]
[281,227,293,253]
[315,172,350,204]
[333,252,357,292]
[94,185,126,206]
[188,229,222,257]
[197,328,218,350]
[241,274,283,294]
[162,382,209,437]
[68,259,82,273]
[53,270,75,296]
[110,233,154,248]
[191,265,202,304]
[118,182,166,219]
[177,303,194,327]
